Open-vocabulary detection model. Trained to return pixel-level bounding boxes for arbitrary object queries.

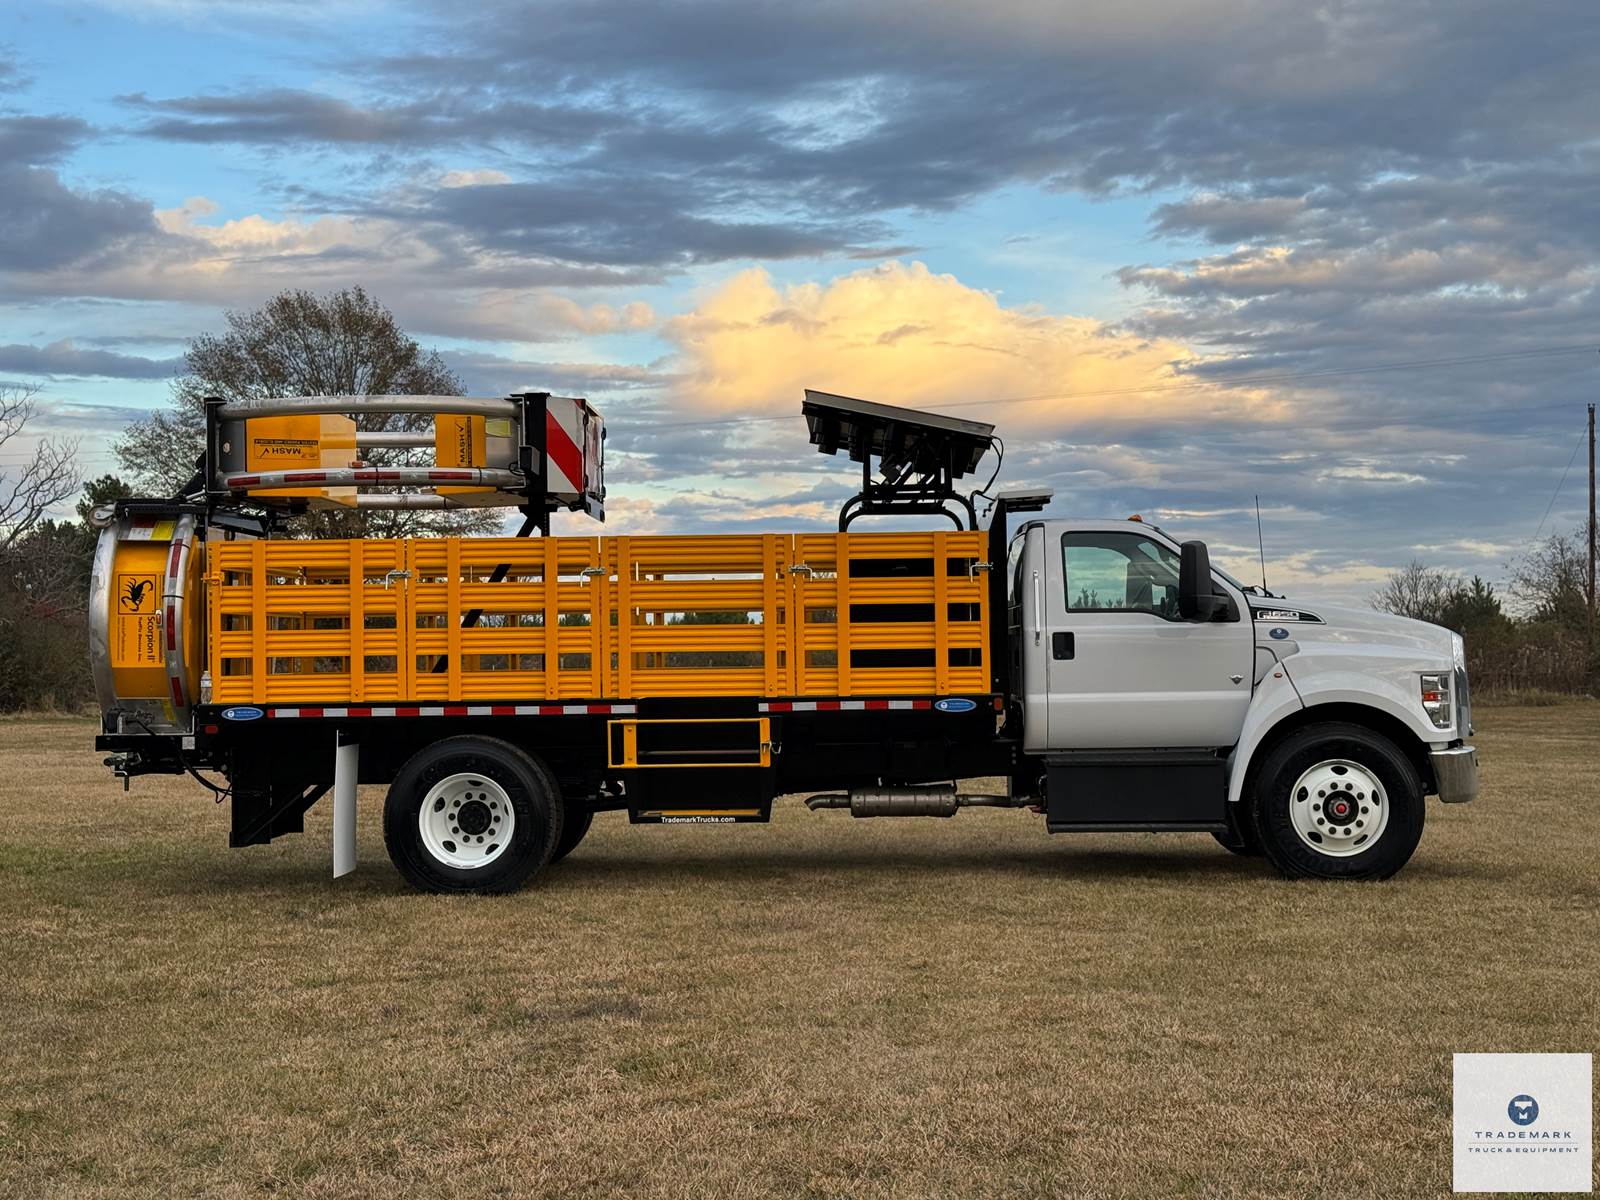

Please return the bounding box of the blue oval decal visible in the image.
[221,706,264,721]
[934,698,977,713]
[1268,627,1290,640]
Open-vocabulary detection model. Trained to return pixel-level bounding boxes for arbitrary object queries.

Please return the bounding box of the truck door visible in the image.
[1042,524,1252,749]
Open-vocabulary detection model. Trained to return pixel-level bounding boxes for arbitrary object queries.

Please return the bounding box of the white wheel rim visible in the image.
[418,773,515,869]
[1289,758,1388,857]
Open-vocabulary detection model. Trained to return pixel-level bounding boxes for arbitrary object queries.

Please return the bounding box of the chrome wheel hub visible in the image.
[418,773,514,869]
[1289,759,1388,857]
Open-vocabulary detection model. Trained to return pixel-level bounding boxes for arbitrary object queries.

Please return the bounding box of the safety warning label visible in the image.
[114,573,162,666]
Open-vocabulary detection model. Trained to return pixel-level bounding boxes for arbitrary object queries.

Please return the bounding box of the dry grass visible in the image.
[2,705,1596,1199]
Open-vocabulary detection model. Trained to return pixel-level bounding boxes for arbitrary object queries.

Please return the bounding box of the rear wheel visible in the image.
[384,736,563,894]
[1249,722,1424,880]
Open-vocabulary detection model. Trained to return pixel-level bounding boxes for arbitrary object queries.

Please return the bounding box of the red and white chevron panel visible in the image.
[544,396,589,500]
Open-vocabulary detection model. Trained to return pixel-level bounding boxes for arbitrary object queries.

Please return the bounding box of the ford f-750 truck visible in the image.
[89,390,1478,892]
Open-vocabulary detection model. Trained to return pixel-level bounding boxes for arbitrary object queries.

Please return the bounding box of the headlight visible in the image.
[1420,671,1453,730]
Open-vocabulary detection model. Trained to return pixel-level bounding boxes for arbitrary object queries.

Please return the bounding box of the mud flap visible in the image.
[334,738,358,878]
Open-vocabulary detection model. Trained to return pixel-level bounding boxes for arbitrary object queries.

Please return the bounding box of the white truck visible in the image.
[91,390,1477,891]
[1007,515,1477,875]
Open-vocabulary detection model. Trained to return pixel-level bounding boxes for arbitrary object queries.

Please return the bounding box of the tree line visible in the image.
[1370,535,1597,695]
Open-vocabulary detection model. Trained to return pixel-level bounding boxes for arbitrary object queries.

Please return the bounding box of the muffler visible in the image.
[804,787,1024,817]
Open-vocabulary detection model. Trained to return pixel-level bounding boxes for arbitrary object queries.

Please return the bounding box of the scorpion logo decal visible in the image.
[120,578,153,612]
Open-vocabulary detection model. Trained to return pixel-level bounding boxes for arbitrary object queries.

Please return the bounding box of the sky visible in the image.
[2,0,1597,606]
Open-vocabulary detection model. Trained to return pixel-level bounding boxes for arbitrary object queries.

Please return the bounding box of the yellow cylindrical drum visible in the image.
[89,510,204,734]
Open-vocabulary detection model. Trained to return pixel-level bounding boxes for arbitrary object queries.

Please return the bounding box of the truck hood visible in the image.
[1247,597,1456,662]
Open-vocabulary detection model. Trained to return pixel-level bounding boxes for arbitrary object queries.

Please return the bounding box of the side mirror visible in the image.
[1178,540,1221,621]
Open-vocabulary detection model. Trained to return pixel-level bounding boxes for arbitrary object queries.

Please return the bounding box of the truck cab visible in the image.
[1008,516,1478,877]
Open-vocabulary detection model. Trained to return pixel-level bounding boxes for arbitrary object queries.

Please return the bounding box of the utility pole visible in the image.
[1589,400,1596,626]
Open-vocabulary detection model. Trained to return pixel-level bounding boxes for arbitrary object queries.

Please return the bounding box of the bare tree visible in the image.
[1510,528,1591,631]
[115,287,496,537]
[0,384,79,558]
[1371,560,1459,625]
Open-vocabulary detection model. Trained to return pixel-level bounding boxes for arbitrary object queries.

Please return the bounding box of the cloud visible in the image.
[1318,463,1428,486]
[0,54,24,92]
[445,352,672,397]
[0,114,165,274]
[61,0,379,23]
[659,260,1209,428]
[121,88,620,148]
[1150,193,1308,243]
[389,177,889,270]
[0,340,182,379]
[439,168,511,188]
[4,194,662,338]
[0,115,91,165]
[0,166,162,272]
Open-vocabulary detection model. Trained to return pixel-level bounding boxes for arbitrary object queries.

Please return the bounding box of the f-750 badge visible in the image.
[1252,607,1321,622]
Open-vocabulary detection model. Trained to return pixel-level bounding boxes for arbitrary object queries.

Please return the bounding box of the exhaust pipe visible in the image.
[804,787,1026,817]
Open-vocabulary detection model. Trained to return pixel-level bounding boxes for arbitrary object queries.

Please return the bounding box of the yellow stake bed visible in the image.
[205,529,991,705]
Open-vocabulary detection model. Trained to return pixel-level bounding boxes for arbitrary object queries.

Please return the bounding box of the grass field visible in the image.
[2,706,1596,1199]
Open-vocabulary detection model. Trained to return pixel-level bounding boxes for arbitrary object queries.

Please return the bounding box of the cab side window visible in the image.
[1061,532,1183,620]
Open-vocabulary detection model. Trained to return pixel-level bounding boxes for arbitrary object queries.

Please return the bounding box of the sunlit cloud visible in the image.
[661,260,1265,433]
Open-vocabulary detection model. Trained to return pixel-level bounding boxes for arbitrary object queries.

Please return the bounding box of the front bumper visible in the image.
[1431,744,1478,803]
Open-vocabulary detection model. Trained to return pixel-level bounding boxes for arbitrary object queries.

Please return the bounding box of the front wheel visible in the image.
[1248,722,1424,880]
[383,736,564,894]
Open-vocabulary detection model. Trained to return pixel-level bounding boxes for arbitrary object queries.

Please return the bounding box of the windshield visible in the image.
[1212,562,1250,591]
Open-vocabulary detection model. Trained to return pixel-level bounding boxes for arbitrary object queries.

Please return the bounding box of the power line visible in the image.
[1510,427,1586,585]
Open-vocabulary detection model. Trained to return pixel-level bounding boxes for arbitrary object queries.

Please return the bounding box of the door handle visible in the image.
[1031,570,1042,645]
[1052,631,1074,660]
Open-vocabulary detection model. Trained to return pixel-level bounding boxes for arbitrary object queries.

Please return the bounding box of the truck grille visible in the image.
[1455,664,1472,737]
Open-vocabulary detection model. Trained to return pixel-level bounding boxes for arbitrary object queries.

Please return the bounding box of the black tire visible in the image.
[548,803,593,865]
[383,736,564,894]
[1248,721,1424,880]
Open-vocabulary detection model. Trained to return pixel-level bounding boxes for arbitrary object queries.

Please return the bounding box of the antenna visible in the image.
[1255,494,1269,593]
